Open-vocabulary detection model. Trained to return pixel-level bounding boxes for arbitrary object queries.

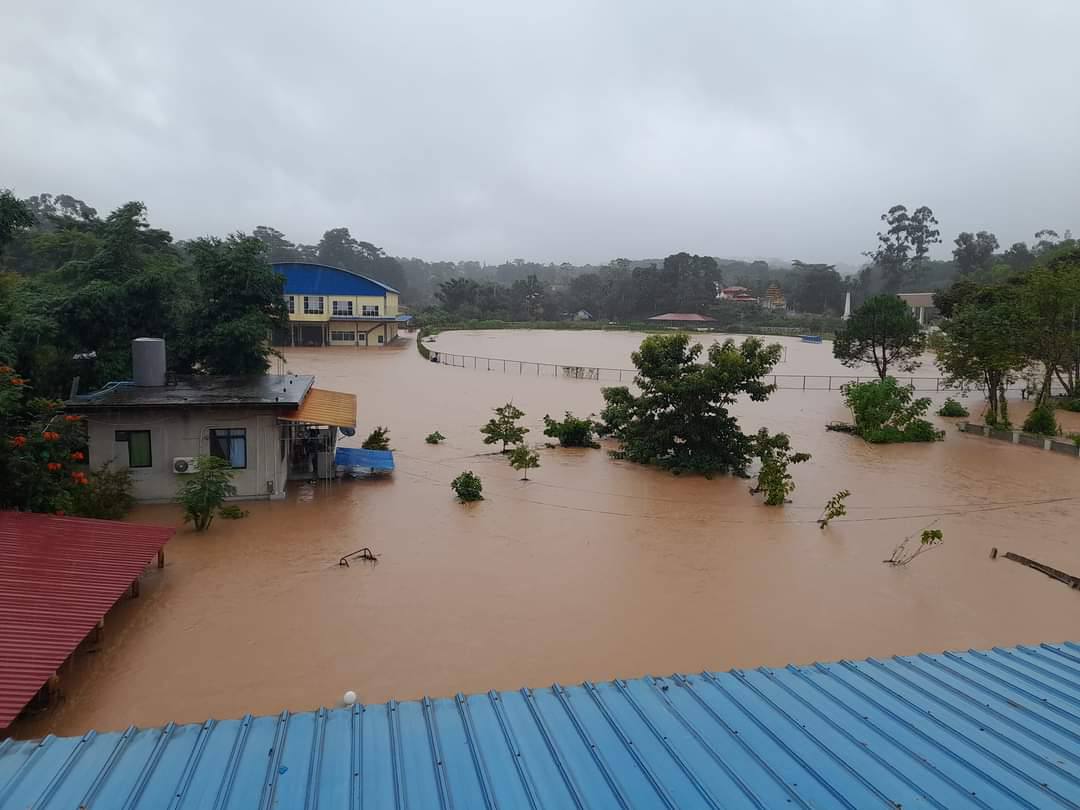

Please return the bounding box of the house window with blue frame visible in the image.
[361,304,379,316]
[209,428,247,469]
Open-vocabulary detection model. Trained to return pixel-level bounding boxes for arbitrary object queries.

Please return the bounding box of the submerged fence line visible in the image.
[422,348,1021,393]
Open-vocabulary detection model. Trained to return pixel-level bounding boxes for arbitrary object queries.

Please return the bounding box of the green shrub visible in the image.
[1059,399,1080,413]
[841,377,944,443]
[542,412,600,448]
[176,455,237,532]
[451,470,483,502]
[425,431,445,444]
[1068,432,1080,447]
[937,398,969,417]
[218,504,249,520]
[66,462,134,520]
[361,426,391,450]
[1022,406,1058,436]
[749,429,810,506]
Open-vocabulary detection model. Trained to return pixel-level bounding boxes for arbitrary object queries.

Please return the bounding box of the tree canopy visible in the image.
[599,333,784,476]
[833,295,925,379]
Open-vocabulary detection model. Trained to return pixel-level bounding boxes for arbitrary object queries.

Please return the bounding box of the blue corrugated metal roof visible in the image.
[2,642,1078,808]
[274,262,400,296]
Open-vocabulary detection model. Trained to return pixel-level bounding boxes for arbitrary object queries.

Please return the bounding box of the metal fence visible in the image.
[425,350,1023,392]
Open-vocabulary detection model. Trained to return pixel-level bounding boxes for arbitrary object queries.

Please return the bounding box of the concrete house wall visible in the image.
[86,407,287,502]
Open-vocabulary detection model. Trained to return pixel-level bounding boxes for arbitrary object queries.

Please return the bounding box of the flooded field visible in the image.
[13,329,1080,738]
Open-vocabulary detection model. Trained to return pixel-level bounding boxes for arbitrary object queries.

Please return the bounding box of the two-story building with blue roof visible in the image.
[272,261,411,347]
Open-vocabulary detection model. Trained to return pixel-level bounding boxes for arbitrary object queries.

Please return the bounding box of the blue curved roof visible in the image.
[273,262,399,296]
[3,641,1079,808]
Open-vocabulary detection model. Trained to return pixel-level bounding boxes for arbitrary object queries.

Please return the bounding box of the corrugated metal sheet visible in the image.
[0,513,175,729]
[274,262,400,295]
[280,388,357,429]
[2,642,1078,808]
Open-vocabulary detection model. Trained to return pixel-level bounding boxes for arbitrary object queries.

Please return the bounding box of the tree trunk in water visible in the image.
[1035,366,1055,408]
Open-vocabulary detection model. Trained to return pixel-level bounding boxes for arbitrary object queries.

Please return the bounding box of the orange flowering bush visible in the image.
[47,462,63,472]
[70,451,85,461]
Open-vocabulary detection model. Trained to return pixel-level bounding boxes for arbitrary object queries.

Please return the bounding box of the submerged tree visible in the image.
[508,444,540,480]
[833,295,925,379]
[542,412,600,448]
[599,333,782,476]
[885,526,944,566]
[842,378,943,443]
[818,490,851,529]
[748,429,811,505]
[451,470,483,502]
[361,426,391,450]
[481,402,528,452]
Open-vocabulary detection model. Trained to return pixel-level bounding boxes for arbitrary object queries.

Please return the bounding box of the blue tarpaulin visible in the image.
[334,447,394,472]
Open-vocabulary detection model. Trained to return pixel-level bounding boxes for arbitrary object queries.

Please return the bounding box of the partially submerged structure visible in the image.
[67,339,357,501]
[647,312,718,326]
[3,641,1078,807]
[897,291,937,325]
[272,261,412,348]
[0,513,174,730]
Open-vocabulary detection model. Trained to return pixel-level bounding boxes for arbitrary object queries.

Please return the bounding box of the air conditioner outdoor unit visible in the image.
[172,456,198,474]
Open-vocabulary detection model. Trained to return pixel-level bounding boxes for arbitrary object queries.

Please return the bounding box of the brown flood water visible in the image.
[13,330,1080,738]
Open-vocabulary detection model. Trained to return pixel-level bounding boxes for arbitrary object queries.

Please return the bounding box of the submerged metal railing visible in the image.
[424,349,1037,392]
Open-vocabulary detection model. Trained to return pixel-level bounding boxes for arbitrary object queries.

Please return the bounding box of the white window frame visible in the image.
[361,304,380,317]
[332,300,353,317]
[286,295,295,314]
[303,295,325,315]
[330,330,356,342]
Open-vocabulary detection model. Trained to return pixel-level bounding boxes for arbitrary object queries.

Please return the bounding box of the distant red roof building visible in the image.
[0,512,175,728]
[647,313,717,322]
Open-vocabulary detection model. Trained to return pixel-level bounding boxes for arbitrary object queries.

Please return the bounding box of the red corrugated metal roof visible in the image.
[0,512,175,728]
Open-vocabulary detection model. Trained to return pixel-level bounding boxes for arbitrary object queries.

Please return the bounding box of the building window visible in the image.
[330,330,356,342]
[209,428,247,469]
[357,332,366,343]
[115,430,152,468]
[361,304,380,317]
[332,300,353,317]
[286,296,295,314]
[377,333,385,344]
[303,296,324,315]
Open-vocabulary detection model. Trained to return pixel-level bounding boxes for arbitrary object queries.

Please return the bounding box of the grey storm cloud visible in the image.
[2,1,1078,266]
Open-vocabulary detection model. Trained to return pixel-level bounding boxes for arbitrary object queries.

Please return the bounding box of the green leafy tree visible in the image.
[425,431,445,444]
[361,426,391,450]
[508,444,540,479]
[748,429,811,505]
[952,231,999,276]
[180,234,288,375]
[1020,246,1080,402]
[935,283,1028,425]
[833,295,926,379]
[66,462,134,520]
[451,470,483,501]
[842,377,943,443]
[864,204,941,290]
[599,333,782,476]
[176,455,237,532]
[481,402,528,451]
[818,490,851,529]
[0,190,34,254]
[542,412,600,447]
[789,261,845,314]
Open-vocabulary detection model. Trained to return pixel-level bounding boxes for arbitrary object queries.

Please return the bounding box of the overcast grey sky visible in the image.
[2,1,1078,265]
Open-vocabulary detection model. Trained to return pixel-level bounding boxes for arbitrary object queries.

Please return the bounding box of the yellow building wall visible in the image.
[285,292,397,322]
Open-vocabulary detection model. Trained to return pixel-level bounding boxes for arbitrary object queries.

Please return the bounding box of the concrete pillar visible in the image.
[1012,431,1020,444]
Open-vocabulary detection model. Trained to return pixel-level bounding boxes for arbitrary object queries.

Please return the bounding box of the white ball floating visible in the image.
[343,690,357,706]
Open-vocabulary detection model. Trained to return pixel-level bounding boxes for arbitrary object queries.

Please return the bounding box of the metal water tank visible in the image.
[132,338,167,387]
